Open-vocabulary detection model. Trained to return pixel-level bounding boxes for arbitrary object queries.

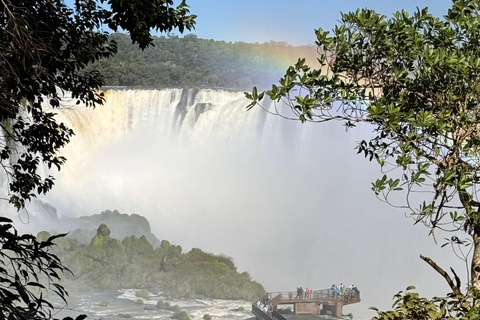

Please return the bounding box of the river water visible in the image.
[55,289,254,320]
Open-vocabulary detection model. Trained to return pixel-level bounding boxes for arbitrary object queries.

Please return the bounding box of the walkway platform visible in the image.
[252,288,360,319]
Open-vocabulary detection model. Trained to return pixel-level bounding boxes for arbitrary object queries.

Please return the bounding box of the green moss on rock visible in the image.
[136,290,150,299]
[97,223,111,237]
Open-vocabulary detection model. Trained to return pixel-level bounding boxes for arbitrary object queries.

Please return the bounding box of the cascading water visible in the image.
[24,88,465,319]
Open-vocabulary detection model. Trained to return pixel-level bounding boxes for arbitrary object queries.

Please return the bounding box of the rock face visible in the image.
[73,210,160,247]
[40,209,161,247]
[22,201,161,249]
[97,223,111,236]
[28,203,161,247]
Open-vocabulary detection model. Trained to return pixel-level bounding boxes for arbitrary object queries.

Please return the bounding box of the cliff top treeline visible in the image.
[93,33,319,89]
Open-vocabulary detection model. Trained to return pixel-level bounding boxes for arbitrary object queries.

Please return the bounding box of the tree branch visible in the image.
[450,267,462,291]
[420,254,462,295]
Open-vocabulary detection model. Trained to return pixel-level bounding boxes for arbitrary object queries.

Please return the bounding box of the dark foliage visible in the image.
[0,216,75,320]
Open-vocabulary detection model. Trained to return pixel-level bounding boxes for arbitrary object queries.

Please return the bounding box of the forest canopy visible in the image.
[92,33,319,89]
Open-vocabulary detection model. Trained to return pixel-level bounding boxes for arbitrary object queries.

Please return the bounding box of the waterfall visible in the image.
[56,89,266,169]
[53,88,307,189]
[29,88,464,319]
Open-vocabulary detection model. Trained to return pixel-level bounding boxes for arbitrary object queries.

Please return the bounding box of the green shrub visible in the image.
[136,290,150,299]
[136,299,144,305]
[171,304,181,313]
[202,314,212,320]
[161,240,170,248]
[171,311,190,320]
[217,254,235,270]
[157,300,171,309]
[156,300,181,313]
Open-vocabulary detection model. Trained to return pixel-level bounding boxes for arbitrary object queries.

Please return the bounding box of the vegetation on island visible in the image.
[38,223,264,302]
[91,33,318,90]
[247,0,480,318]
[156,299,191,320]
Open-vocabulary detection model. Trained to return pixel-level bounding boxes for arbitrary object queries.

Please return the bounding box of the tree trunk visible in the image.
[471,231,480,289]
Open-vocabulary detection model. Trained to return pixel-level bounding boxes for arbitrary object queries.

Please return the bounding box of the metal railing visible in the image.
[267,288,360,305]
[252,289,361,320]
[252,303,287,320]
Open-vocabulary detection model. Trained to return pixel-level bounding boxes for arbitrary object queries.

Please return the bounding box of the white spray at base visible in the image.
[29,88,465,319]
[54,288,254,320]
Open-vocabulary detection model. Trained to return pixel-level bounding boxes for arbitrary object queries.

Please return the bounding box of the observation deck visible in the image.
[252,288,360,320]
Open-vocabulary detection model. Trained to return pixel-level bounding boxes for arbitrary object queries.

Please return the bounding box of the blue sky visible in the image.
[183,0,452,45]
[63,0,454,45]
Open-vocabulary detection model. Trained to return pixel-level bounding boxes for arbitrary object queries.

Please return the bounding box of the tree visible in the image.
[0,216,72,320]
[246,0,480,294]
[369,286,480,320]
[0,0,195,318]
